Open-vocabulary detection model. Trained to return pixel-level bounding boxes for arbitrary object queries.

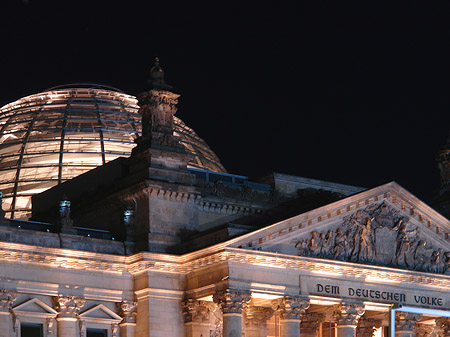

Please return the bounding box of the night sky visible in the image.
[2,1,450,203]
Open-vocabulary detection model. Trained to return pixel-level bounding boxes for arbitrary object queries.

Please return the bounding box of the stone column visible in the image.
[183,299,216,337]
[54,295,85,337]
[300,312,325,337]
[356,318,381,337]
[275,296,310,337]
[435,317,450,337]
[333,301,364,337]
[394,312,422,337]
[213,289,251,337]
[119,300,137,337]
[244,306,274,337]
[0,290,16,337]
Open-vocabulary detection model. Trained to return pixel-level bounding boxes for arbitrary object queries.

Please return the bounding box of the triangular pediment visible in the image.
[80,304,122,322]
[13,298,58,316]
[228,182,450,274]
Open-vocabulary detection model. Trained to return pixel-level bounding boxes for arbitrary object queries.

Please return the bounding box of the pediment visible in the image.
[13,298,58,316]
[80,304,122,322]
[229,182,450,274]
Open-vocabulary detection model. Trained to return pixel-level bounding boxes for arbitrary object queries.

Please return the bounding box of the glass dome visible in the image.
[0,84,225,219]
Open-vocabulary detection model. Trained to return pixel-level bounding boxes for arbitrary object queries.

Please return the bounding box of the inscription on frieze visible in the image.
[305,280,447,308]
[294,202,450,274]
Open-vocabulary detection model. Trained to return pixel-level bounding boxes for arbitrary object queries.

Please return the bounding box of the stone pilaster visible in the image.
[119,300,137,337]
[274,296,310,337]
[182,299,216,337]
[395,312,422,337]
[244,306,274,337]
[0,290,16,337]
[435,317,450,337]
[333,301,364,337]
[213,289,251,337]
[356,318,381,337]
[54,295,85,337]
[300,312,325,337]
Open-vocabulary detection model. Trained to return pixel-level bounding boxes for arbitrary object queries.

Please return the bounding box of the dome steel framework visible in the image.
[0,85,225,219]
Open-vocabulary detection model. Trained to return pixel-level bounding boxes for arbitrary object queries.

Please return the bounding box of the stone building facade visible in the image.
[1,61,450,337]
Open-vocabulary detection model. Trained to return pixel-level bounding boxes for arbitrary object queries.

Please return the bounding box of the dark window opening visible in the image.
[87,328,107,337]
[21,323,43,337]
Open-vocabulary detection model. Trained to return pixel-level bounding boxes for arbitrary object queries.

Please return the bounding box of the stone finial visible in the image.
[0,289,17,311]
[213,289,251,314]
[119,300,137,323]
[333,301,365,326]
[54,295,85,317]
[59,199,75,233]
[182,299,215,323]
[148,57,172,91]
[300,312,325,335]
[244,306,274,326]
[356,318,382,337]
[273,296,310,320]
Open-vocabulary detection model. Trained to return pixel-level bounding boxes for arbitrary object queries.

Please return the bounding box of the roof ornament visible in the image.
[147,57,172,90]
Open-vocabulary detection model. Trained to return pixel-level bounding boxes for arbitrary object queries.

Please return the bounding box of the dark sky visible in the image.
[1,0,450,202]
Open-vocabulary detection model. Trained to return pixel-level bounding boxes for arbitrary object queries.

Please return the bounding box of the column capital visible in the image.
[54,295,85,318]
[244,306,274,327]
[300,312,325,335]
[395,312,422,332]
[119,300,137,323]
[0,289,16,312]
[357,318,381,337]
[333,301,365,326]
[182,298,215,323]
[436,317,450,337]
[213,289,251,314]
[414,323,433,337]
[274,296,310,320]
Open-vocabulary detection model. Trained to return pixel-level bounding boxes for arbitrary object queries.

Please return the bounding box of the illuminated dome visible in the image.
[0,84,225,219]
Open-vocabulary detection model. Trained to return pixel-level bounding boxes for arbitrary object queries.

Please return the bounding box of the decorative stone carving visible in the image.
[111,323,119,337]
[395,312,422,332]
[0,289,16,311]
[435,317,450,337]
[300,312,325,335]
[415,323,433,337]
[273,296,310,320]
[182,299,215,323]
[210,304,223,337]
[46,317,55,334]
[333,302,365,326]
[294,202,450,274]
[54,295,85,317]
[356,318,381,337]
[244,306,274,326]
[213,289,251,314]
[119,300,137,323]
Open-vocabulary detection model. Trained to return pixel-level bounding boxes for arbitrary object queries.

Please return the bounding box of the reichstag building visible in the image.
[0,59,450,337]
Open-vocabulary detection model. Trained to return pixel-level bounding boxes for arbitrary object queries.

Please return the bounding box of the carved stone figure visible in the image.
[393,218,417,267]
[334,228,346,260]
[429,251,441,273]
[414,240,430,270]
[356,217,375,263]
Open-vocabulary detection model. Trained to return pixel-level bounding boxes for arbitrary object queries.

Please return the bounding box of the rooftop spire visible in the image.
[147,57,173,91]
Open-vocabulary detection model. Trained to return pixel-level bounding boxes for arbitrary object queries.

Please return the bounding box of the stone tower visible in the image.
[438,132,450,196]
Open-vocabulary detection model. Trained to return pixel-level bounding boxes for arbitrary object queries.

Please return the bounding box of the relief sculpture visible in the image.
[295,202,450,274]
